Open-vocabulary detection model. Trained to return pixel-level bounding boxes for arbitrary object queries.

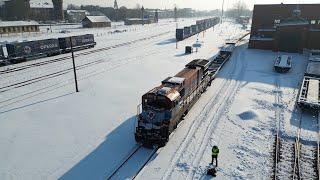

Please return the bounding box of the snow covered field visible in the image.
[0,18,317,180]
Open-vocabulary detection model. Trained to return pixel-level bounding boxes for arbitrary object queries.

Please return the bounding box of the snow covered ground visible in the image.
[138,41,315,179]
[0,17,317,180]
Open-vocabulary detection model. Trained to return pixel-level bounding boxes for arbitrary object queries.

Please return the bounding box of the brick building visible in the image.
[249,4,320,53]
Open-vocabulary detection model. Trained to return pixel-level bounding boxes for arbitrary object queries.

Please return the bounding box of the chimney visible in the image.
[52,0,64,21]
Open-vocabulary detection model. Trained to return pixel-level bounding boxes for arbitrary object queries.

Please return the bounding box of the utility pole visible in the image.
[155,9,159,23]
[174,6,178,49]
[70,37,79,92]
[141,6,145,25]
[221,0,225,24]
[114,0,119,21]
[174,6,177,22]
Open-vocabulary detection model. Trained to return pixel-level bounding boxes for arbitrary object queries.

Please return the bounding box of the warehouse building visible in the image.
[249,3,320,53]
[82,16,111,28]
[0,21,40,34]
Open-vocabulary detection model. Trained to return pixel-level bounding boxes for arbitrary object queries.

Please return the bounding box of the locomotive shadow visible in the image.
[59,116,158,180]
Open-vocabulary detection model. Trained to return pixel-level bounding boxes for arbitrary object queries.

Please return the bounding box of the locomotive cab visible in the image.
[135,85,182,147]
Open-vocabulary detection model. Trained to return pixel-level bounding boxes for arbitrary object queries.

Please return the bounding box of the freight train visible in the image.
[176,17,220,41]
[0,34,96,64]
[135,42,235,147]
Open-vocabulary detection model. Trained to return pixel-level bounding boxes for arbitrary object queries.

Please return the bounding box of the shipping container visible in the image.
[6,39,60,59]
[175,17,220,41]
[59,34,96,52]
[176,29,184,41]
[191,25,198,35]
[183,26,191,38]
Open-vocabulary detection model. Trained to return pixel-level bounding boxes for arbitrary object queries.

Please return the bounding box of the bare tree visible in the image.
[225,0,251,18]
[233,0,248,17]
[135,3,141,10]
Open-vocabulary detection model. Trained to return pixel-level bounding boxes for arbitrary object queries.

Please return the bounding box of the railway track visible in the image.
[106,145,158,180]
[274,106,320,179]
[272,78,294,180]
[0,59,104,93]
[0,31,170,75]
[294,111,320,180]
[292,113,302,180]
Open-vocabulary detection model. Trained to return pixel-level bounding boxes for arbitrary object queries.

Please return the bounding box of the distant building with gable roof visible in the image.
[82,16,111,28]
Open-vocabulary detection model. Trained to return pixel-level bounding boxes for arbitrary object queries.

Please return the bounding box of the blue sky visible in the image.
[65,0,320,10]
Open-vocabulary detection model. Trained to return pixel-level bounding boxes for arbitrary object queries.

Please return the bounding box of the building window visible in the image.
[311,20,316,24]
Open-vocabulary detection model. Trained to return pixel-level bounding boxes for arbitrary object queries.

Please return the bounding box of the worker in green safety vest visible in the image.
[211,145,219,167]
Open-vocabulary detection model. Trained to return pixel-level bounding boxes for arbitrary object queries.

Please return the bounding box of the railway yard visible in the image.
[0,17,319,180]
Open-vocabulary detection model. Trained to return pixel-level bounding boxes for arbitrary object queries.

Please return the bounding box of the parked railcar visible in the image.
[183,26,191,38]
[0,45,5,66]
[274,55,292,73]
[305,61,320,78]
[176,29,184,41]
[297,76,320,110]
[191,25,198,35]
[208,43,235,82]
[135,59,211,147]
[6,39,61,63]
[176,17,220,41]
[297,50,320,110]
[309,50,320,62]
[0,45,4,60]
[59,34,96,53]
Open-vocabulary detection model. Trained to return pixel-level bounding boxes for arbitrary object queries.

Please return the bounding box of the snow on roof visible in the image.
[67,10,89,15]
[278,55,291,68]
[168,77,185,84]
[29,0,53,8]
[306,78,319,103]
[157,87,171,95]
[85,16,111,23]
[306,61,320,77]
[0,21,39,27]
